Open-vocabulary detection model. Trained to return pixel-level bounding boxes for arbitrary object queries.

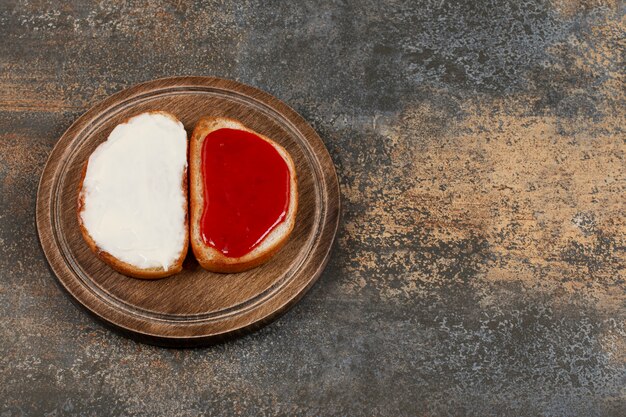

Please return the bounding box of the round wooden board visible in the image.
[36,77,340,347]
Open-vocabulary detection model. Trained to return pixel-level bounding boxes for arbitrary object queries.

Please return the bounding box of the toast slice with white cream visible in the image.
[77,111,188,279]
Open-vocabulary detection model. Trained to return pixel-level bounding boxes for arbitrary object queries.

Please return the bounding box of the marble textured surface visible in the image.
[1,1,624,416]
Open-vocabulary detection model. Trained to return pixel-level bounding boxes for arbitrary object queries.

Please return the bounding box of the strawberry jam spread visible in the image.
[200,128,291,258]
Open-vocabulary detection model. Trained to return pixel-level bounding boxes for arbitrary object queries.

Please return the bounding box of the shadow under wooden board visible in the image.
[36,77,340,347]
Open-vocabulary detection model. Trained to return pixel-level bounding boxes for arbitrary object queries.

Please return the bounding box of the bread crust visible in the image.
[76,111,189,279]
[189,117,298,273]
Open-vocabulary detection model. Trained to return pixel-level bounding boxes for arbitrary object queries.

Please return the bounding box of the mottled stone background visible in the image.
[1,0,624,416]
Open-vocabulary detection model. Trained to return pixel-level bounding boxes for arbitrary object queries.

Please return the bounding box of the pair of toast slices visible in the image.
[77,112,297,279]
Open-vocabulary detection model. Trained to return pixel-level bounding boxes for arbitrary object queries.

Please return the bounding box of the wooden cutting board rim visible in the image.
[36,76,340,346]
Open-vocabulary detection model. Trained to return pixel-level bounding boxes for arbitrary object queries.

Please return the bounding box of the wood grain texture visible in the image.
[36,76,340,346]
